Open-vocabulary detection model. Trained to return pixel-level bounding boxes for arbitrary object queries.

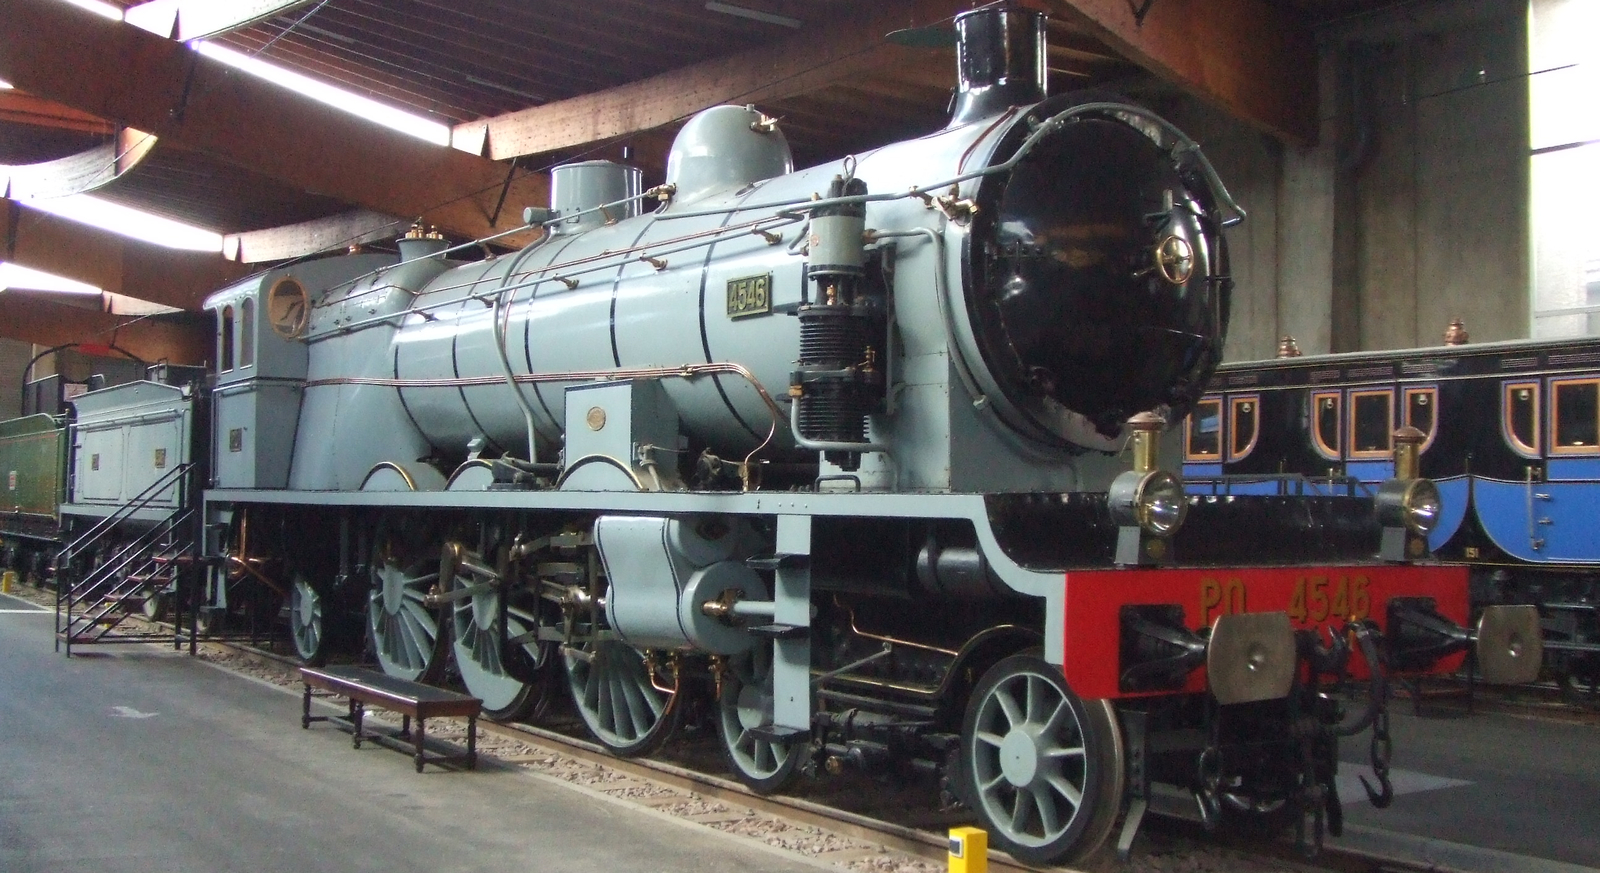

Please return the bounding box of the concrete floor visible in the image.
[1336,697,1600,869]
[0,592,828,873]
[8,587,1600,872]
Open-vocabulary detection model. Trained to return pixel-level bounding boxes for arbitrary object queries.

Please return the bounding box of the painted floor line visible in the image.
[1334,764,1472,802]
[1335,823,1600,873]
[0,608,51,614]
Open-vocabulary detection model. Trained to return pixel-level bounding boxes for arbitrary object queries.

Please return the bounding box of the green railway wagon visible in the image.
[1,414,67,584]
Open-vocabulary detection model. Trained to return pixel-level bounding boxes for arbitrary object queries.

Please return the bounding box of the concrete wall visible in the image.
[1158,0,1529,362]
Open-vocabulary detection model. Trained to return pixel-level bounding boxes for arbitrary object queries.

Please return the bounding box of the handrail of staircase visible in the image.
[70,508,195,604]
[58,461,196,568]
[69,508,200,633]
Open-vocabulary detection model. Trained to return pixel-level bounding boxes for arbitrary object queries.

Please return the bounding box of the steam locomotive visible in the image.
[29,6,1542,864]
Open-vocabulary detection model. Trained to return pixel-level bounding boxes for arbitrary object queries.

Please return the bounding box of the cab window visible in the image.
[1503,381,1540,457]
[239,298,255,368]
[1349,390,1393,458]
[1186,397,1222,461]
[219,305,235,372]
[1552,379,1600,453]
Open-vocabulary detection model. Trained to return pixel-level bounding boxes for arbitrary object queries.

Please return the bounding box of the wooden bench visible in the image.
[300,666,481,772]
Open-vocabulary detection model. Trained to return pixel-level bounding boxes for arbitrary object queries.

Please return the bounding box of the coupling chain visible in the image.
[1195,744,1223,830]
[1363,706,1395,808]
[1294,730,1326,857]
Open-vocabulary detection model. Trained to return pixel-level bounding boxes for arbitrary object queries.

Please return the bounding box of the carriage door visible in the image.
[1541,377,1600,560]
[1495,380,1545,554]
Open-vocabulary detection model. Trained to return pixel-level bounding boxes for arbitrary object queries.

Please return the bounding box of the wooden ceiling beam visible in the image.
[461,0,971,161]
[1,130,161,200]
[0,0,548,243]
[2,198,249,310]
[0,294,210,364]
[0,91,116,135]
[223,208,404,263]
[1040,0,1317,145]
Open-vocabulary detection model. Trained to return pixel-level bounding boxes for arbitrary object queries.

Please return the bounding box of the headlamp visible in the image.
[1110,469,1188,537]
[1377,477,1441,535]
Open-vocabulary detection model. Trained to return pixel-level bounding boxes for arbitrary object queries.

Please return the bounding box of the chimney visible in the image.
[950,4,1047,127]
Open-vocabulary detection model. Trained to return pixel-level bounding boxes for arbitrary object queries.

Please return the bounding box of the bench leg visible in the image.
[301,684,312,729]
[399,714,411,740]
[352,700,365,749]
[414,718,426,773]
[466,716,477,770]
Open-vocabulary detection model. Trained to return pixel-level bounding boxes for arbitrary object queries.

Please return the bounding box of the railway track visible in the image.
[9,583,1584,873]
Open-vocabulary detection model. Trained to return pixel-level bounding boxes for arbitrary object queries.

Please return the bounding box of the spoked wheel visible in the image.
[140,585,168,622]
[718,646,804,793]
[565,640,683,757]
[450,560,557,721]
[367,525,448,682]
[289,573,332,666]
[960,654,1125,866]
[194,571,225,636]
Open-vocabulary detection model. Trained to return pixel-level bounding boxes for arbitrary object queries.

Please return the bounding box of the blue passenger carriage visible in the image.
[1186,334,1600,691]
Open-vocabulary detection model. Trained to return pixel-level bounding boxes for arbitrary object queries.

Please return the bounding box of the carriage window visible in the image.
[219,305,235,372]
[1349,390,1394,458]
[1552,379,1600,452]
[1312,391,1341,460]
[1229,395,1259,460]
[1503,381,1540,457]
[1403,387,1437,449]
[1186,397,1222,461]
[239,298,255,368]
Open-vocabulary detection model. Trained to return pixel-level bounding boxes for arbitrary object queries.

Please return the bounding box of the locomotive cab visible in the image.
[203,254,396,489]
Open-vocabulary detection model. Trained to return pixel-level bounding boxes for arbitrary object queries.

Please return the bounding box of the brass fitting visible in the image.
[1393,425,1426,480]
[1276,335,1302,358]
[1127,411,1166,474]
[700,588,744,621]
[749,112,781,134]
[1444,318,1469,346]
[934,188,978,223]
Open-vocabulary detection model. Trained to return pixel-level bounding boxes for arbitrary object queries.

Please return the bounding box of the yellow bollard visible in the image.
[1,570,16,594]
[949,826,987,873]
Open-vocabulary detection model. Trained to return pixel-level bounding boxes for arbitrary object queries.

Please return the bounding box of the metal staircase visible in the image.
[55,462,202,656]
